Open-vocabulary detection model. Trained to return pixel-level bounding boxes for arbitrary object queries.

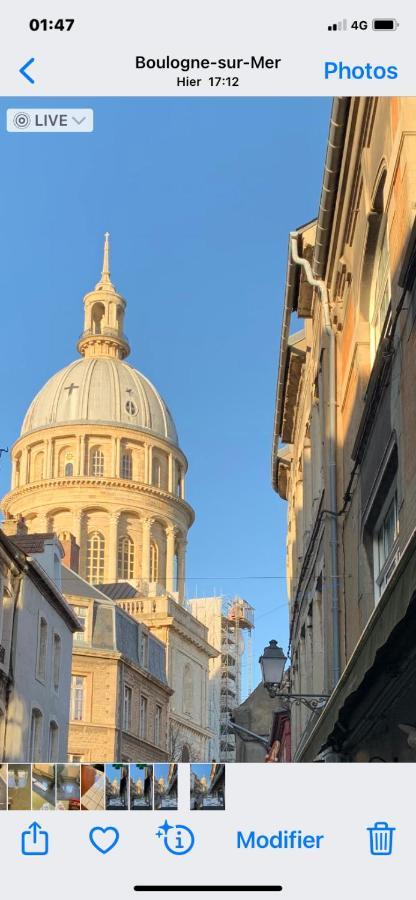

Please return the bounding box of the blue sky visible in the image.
[191,764,212,782]
[0,97,331,693]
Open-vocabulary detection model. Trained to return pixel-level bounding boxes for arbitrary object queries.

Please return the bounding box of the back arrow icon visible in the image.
[19,58,35,84]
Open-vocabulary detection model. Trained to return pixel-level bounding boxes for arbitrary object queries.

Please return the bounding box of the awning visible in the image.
[299,528,416,760]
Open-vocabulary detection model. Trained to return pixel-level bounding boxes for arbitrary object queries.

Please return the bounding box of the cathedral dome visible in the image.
[21,356,178,445]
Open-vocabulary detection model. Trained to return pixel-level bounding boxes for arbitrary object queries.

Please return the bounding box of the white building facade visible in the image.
[0,529,80,761]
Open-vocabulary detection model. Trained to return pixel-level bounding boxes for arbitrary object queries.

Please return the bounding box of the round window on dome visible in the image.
[125,399,137,415]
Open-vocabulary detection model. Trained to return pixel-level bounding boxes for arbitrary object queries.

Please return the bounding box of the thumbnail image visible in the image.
[56,765,80,810]
[8,765,31,810]
[105,765,129,810]
[154,764,178,810]
[0,765,7,811]
[130,765,153,810]
[191,764,225,810]
[81,764,105,811]
[32,765,56,811]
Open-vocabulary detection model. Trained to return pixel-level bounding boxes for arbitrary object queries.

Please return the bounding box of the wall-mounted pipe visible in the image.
[290,233,341,686]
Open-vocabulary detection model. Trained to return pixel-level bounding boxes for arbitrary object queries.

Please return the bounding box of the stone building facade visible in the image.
[63,567,172,762]
[272,97,416,761]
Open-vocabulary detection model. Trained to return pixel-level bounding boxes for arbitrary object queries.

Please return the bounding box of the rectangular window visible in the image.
[72,605,88,643]
[155,705,162,746]
[70,675,86,721]
[52,633,61,691]
[29,709,43,761]
[123,685,132,732]
[140,631,149,668]
[48,722,59,761]
[36,616,48,681]
[373,489,398,601]
[139,695,148,740]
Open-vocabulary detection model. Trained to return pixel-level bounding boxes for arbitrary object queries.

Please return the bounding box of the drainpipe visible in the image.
[289,232,341,685]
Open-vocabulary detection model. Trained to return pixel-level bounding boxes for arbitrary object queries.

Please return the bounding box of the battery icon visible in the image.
[372,18,399,30]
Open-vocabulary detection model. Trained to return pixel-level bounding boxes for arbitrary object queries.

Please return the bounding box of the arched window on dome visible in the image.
[64,462,74,477]
[175,463,182,498]
[152,456,162,488]
[91,302,105,335]
[120,451,132,480]
[33,451,45,482]
[90,448,105,477]
[150,541,159,583]
[15,455,21,488]
[86,531,105,583]
[58,448,74,477]
[118,535,134,580]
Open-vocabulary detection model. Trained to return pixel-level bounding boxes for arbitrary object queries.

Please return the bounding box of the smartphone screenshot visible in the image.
[0,1,414,897]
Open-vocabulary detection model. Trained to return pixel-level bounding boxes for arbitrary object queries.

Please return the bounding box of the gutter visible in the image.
[271,238,300,490]
[312,97,351,279]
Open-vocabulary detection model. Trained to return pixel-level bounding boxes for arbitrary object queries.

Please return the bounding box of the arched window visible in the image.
[150,541,158,583]
[181,744,190,762]
[120,451,132,480]
[15,456,21,488]
[64,462,74,477]
[33,451,44,481]
[118,535,134,580]
[152,456,162,488]
[58,448,74,477]
[91,301,105,334]
[86,531,105,583]
[176,463,182,497]
[182,664,193,716]
[371,222,391,358]
[91,448,104,477]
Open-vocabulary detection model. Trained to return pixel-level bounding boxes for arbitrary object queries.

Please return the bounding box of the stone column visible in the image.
[148,445,153,485]
[144,444,149,484]
[72,509,83,547]
[177,537,187,603]
[166,525,176,594]
[168,453,174,493]
[108,513,120,583]
[78,435,85,476]
[21,448,29,485]
[180,470,185,500]
[115,436,121,478]
[141,517,152,583]
[45,439,52,478]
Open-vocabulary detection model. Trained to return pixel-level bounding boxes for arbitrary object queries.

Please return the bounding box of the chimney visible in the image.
[1,515,28,536]
[60,532,80,573]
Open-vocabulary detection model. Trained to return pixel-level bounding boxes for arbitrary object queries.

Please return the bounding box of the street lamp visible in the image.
[259,640,329,712]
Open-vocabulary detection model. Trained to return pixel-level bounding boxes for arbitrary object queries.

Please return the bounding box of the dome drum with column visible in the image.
[1,235,194,602]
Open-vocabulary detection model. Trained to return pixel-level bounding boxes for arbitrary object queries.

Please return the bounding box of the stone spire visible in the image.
[77,233,130,360]
[96,232,114,290]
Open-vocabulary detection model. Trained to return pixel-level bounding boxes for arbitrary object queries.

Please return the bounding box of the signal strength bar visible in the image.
[328,19,348,30]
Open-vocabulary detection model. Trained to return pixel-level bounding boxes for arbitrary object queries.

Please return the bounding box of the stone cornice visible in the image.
[2,476,195,525]
[170,712,214,739]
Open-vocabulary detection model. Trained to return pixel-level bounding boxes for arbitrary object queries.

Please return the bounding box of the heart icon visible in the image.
[89,826,120,855]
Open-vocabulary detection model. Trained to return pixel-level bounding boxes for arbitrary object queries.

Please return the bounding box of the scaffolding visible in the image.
[220,597,254,762]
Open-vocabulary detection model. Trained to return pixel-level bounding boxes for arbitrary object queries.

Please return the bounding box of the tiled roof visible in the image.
[98,582,140,600]
[10,533,57,554]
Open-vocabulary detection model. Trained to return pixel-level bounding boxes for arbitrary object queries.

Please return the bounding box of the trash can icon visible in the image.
[367,822,396,856]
